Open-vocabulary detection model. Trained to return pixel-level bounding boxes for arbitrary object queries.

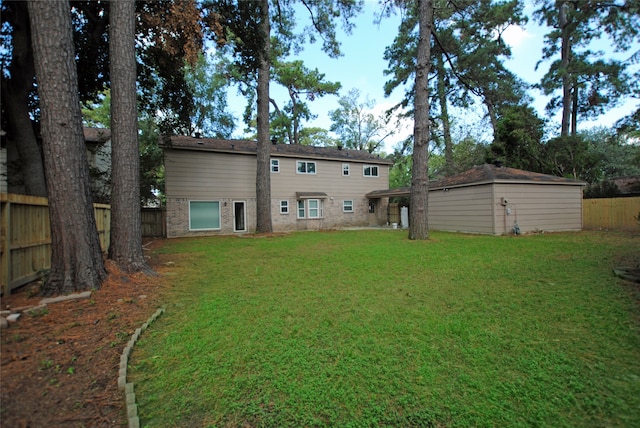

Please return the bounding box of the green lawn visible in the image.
[129,230,640,427]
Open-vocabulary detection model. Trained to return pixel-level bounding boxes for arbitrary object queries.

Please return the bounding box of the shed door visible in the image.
[233,201,246,232]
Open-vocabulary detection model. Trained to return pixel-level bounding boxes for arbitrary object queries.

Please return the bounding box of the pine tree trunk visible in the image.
[3,1,47,197]
[256,0,273,233]
[559,1,572,137]
[108,0,153,273]
[27,0,106,295]
[436,53,453,176]
[409,0,433,240]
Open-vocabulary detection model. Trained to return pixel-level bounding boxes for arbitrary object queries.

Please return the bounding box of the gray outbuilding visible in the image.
[367,163,586,235]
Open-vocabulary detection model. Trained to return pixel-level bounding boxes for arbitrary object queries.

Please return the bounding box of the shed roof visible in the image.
[83,127,111,143]
[366,164,586,198]
[165,136,393,165]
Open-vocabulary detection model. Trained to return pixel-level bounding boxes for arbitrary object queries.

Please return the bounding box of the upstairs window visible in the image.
[342,163,350,176]
[271,159,280,173]
[297,161,316,174]
[363,165,379,177]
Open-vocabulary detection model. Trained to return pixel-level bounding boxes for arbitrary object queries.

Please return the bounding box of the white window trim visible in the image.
[363,164,379,177]
[297,199,323,219]
[271,158,280,173]
[296,160,317,174]
[342,163,350,176]
[343,200,354,212]
[188,200,221,231]
[280,200,289,214]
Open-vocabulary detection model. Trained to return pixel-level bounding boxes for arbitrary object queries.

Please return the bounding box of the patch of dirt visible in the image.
[0,239,171,427]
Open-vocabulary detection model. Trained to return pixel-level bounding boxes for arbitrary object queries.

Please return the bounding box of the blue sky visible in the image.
[227,1,639,152]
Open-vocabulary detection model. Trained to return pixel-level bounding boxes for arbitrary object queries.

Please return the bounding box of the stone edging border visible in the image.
[118,307,165,428]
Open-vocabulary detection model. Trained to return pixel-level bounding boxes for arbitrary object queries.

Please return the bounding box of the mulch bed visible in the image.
[1,240,170,427]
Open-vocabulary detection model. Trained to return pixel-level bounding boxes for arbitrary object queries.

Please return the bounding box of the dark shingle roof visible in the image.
[431,164,585,189]
[366,164,585,198]
[165,136,393,165]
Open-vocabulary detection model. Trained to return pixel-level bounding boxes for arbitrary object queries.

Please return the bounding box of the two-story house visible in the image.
[163,136,394,237]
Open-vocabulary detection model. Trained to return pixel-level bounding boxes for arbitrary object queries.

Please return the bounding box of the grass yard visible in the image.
[130,230,640,427]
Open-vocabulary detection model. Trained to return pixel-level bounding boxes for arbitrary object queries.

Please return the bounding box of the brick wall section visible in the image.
[167,196,389,237]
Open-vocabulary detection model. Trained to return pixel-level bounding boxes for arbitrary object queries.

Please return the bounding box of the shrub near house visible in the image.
[163,137,393,237]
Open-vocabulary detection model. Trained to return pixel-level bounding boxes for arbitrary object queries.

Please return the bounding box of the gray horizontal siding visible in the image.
[165,150,256,199]
[428,185,494,234]
[494,183,582,234]
[271,157,388,198]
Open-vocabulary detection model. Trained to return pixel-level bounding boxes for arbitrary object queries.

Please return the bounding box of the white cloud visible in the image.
[501,25,533,49]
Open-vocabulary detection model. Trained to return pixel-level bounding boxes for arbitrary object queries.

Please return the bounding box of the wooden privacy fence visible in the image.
[141,207,166,237]
[1,193,110,295]
[582,196,640,231]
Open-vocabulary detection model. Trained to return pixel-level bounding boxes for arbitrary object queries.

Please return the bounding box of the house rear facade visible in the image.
[164,137,393,237]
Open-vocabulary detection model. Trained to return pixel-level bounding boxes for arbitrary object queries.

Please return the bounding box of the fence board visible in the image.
[1,193,112,295]
[582,196,640,231]
[141,208,166,237]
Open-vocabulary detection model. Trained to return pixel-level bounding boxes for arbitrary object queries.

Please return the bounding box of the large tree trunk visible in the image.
[108,0,153,273]
[409,0,433,240]
[571,82,578,135]
[28,0,107,296]
[2,1,47,197]
[255,0,272,233]
[559,1,572,137]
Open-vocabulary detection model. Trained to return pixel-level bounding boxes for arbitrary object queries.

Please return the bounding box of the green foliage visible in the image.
[582,127,640,180]
[584,180,620,199]
[390,150,412,188]
[430,135,488,178]
[139,116,164,206]
[81,89,111,128]
[490,104,546,171]
[270,59,341,144]
[208,0,362,139]
[135,1,204,135]
[384,0,527,138]
[183,52,235,138]
[130,231,640,427]
[297,127,337,147]
[544,134,600,181]
[329,88,393,153]
[534,0,640,133]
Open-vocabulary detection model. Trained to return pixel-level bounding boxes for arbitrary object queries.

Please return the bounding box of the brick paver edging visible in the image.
[118,307,165,428]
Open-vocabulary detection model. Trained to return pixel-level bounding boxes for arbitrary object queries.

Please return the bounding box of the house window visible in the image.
[343,200,353,212]
[189,201,220,230]
[280,200,289,214]
[297,199,323,219]
[308,199,322,218]
[297,161,316,174]
[363,165,379,177]
[342,163,350,176]
[271,159,280,173]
